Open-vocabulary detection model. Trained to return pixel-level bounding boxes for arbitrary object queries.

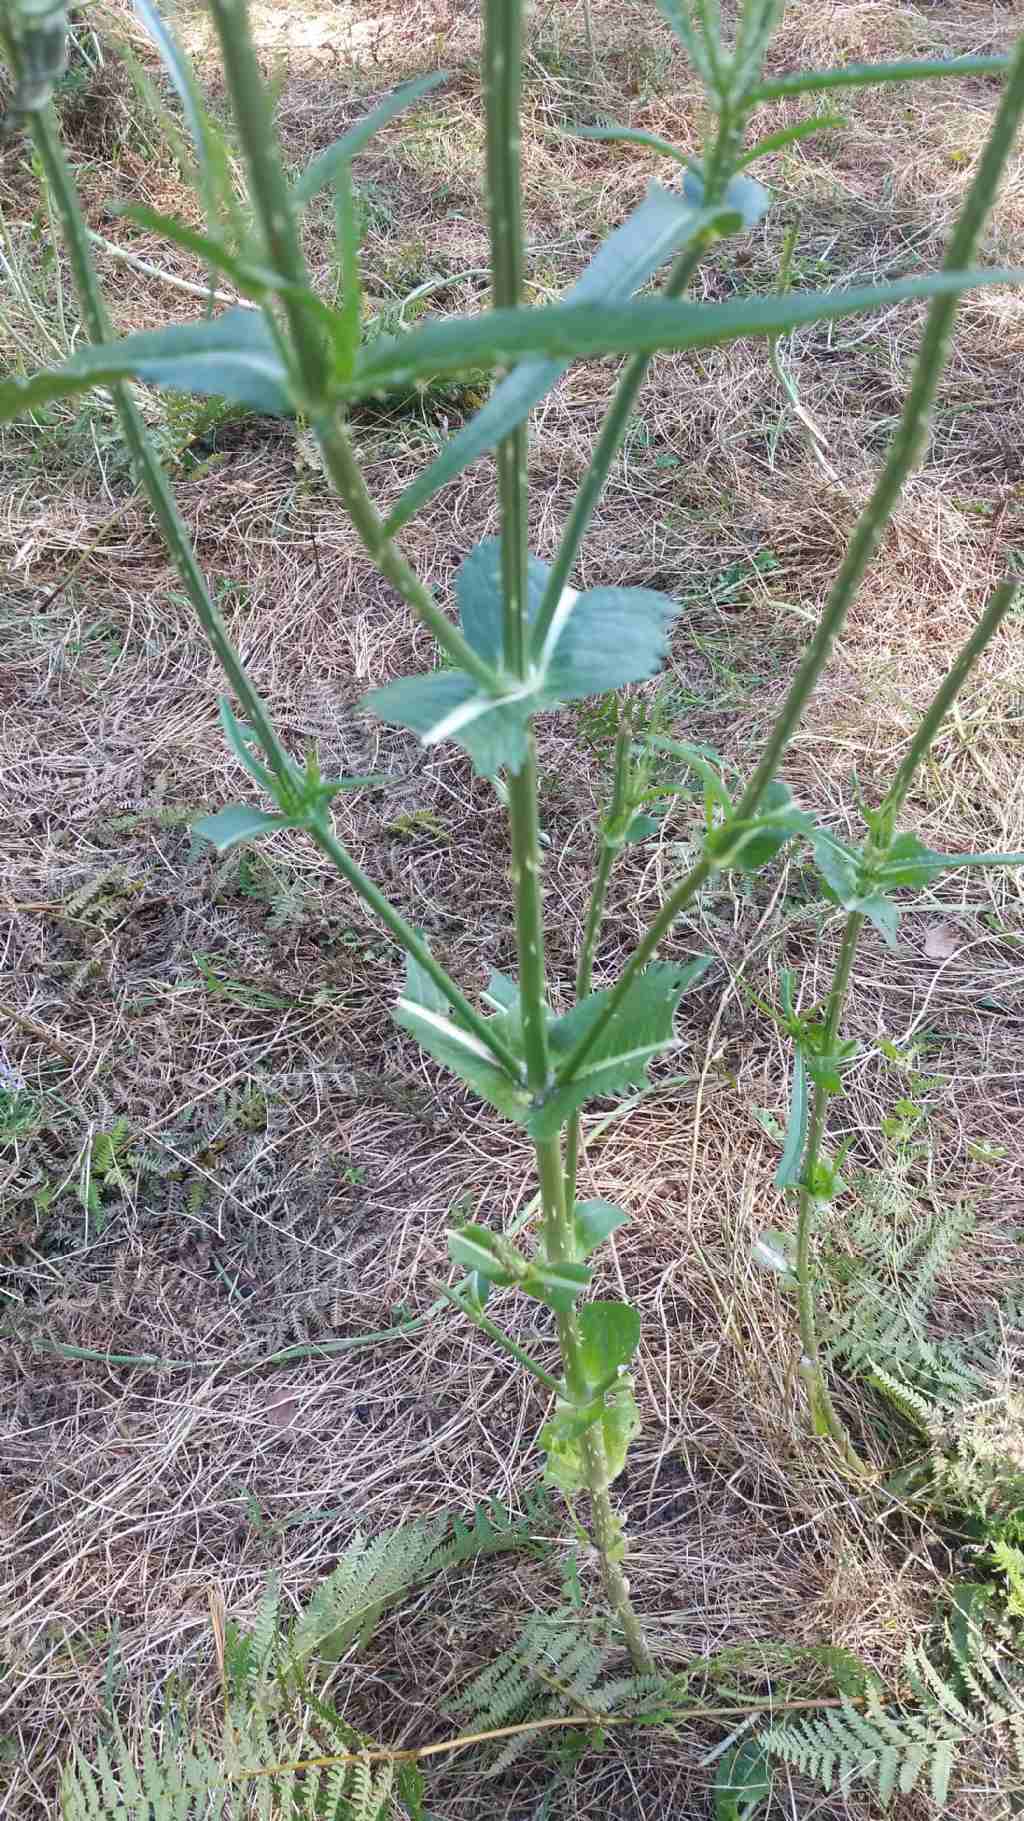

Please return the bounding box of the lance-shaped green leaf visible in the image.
[393,952,530,1120]
[577,1301,641,1391]
[682,168,771,231]
[193,804,300,852]
[446,1226,591,1313]
[291,73,448,205]
[874,832,1024,885]
[446,1224,520,1285]
[573,1199,629,1260]
[403,949,450,1017]
[811,830,861,903]
[384,184,737,535]
[219,697,283,793]
[641,734,734,815]
[622,812,663,845]
[346,269,1021,397]
[119,205,257,289]
[599,1378,640,1487]
[212,697,382,827]
[653,0,715,87]
[481,970,522,1014]
[811,831,910,947]
[571,124,689,164]
[362,669,537,778]
[748,55,1011,106]
[737,114,846,170]
[713,1740,773,1821]
[457,540,551,668]
[774,1044,808,1190]
[363,540,681,778]
[541,584,679,700]
[0,308,294,419]
[132,0,238,236]
[530,957,710,1138]
[520,1259,593,1315]
[802,1031,861,1096]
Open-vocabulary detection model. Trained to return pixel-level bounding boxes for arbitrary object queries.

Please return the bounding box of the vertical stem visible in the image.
[204,0,325,402]
[203,0,497,689]
[484,0,529,678]
[795,577,1019,1458]
[566,711,633,1207]
[732,32,1024,828]
[484,0,548,1084]
[793,912,864,1463]
[27,106,296,791]
[509,748,553,1085]
[579,1435,654,1674]
[483,0,652,1670]
[552,30,1024,1094]
[881,578,1020,832]
[538,1135,655,1675]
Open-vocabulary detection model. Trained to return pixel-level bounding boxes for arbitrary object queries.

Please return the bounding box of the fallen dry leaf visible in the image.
[262,1394,304,1433]
[923,922,960,961]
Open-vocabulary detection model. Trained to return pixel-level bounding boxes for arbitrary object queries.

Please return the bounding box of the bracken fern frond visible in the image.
[451,1609,678,1773]
[61,1502,545,1819]
[762,1625,1024,1806]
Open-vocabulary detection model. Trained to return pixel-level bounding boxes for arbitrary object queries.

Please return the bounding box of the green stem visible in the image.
[508,752,553,1086]
[484,0,652,1672]
[580,1431,655,1672]
[537,1136,652,1668]
[732,31,1024,829]
[528,102,745,661]
[312,414,500,689]
[29,106,517,1084]
[793,912,864,1462]
[795,575,1020,1454]
[27,107,297,793]
[530,228,728,658]
[432,1283,564,1395]
[565,710,633,1206]
[881,577,1020,831]
[202,0,497,690]
[554,30,1024,1093]
[484,0,549,1083]
[484,0,529,677]
[204,0,326,402]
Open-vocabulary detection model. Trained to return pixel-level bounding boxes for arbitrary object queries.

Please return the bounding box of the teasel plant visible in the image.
[2,0,1024,1673]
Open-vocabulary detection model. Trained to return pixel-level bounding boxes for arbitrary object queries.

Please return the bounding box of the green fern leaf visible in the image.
[762,1626,1024,1807]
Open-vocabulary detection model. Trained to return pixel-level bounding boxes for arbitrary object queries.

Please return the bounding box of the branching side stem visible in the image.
[554,30,1024,1094]
[29,80,516,1082]
[794,576,1021,1458]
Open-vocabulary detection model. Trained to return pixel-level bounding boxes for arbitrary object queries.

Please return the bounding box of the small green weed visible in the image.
[385,807,450,841]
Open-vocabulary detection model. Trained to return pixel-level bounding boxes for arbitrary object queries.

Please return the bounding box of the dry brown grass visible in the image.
[2,1,1024,1815]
